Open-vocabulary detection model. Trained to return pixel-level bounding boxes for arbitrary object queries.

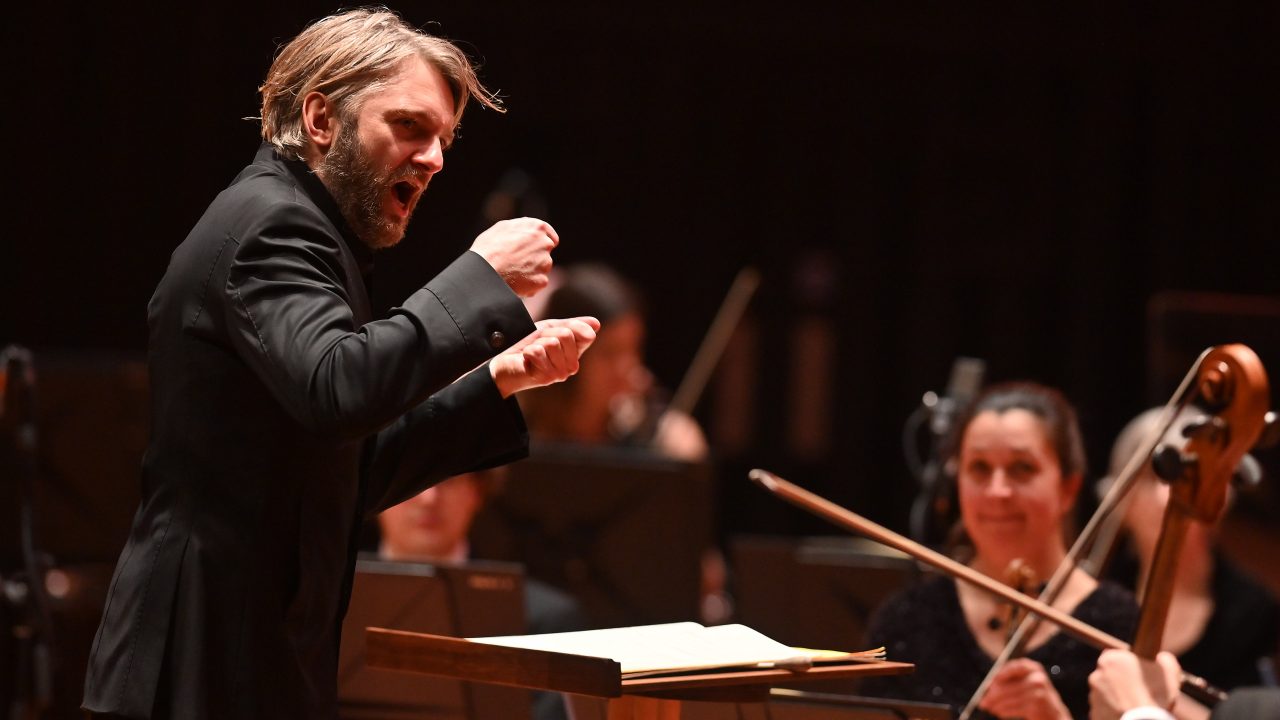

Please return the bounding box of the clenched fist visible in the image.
[470,217,558,297]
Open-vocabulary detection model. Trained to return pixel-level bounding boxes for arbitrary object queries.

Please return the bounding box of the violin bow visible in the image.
[750,469,1127,648]
[660,267,760,425]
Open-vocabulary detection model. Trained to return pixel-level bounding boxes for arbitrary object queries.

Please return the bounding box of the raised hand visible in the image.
[470,217,559,297]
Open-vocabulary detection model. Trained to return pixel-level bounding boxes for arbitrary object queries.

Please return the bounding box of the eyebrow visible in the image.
[386,108,456,146]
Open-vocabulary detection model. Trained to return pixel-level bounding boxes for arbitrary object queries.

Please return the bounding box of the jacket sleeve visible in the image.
[363,365,530,515]
[222,200,535,442]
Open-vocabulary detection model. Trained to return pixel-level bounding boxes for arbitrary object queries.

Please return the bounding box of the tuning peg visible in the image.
[1181,415,1229,443]
[1255,411,1280,450]
[1152,443,1197,483]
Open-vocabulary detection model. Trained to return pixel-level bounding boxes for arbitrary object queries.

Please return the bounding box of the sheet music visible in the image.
[476,620,814,676]
[470,622,874,677]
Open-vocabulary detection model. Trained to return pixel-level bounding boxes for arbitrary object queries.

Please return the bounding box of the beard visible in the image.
[317,120,420,250]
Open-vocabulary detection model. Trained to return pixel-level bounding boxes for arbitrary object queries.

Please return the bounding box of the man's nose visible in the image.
[412,138,444,174]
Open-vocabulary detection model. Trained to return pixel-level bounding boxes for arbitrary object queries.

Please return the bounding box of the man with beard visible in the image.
[82,9,598,720]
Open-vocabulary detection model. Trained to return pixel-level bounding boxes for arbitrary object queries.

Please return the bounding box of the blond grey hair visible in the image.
[258,8,503,159]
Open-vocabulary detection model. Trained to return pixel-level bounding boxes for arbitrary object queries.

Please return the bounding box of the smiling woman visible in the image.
[950,384,1086,585]
[861,382,1138,720]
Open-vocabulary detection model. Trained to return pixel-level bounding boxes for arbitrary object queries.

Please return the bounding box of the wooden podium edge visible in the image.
[365,627,624,697]
[622,661,915,702]
[366,627,914,704]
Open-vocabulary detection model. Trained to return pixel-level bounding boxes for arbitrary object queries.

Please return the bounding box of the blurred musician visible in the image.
[515,263,728,622]
[863,382,1138,719]
[377,468,585,720]
[517,263,708,462]
[377,467,586,635]
[1100,408,1280,692]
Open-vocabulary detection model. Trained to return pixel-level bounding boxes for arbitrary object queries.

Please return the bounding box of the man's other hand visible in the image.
[489,317,600,397]
[470,217,559,297]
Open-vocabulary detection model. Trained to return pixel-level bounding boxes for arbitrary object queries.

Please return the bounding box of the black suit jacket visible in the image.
[83,145,536,719]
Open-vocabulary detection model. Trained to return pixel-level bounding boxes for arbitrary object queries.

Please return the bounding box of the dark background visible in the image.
[5,2,1279,548]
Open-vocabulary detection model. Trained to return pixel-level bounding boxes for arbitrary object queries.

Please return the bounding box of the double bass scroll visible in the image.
[1132,344,1271,658]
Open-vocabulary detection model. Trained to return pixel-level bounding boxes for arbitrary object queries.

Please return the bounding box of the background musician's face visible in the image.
[1123,468,1214,563]
[378,473,482,562]
[957,409,1080,572]
[1114,411,1216,563]
[574,311,646,411]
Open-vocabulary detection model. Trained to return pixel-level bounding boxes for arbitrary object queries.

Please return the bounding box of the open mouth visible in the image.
[393,181,415,209]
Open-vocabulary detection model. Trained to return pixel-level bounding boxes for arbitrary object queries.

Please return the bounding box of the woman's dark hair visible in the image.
[541,263,641,323]
[944,381,1088,480]
[519,263,644,440]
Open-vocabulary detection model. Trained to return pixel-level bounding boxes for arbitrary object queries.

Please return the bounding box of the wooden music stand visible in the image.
[365,628,913,720]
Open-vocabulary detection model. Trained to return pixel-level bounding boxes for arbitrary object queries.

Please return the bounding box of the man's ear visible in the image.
[301,91,337,153]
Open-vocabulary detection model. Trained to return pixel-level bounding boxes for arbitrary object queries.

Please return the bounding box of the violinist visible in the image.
[1100,408,1280,692]
[517,263,708,462]
[863,382,1138,720]
[515,263,729,622]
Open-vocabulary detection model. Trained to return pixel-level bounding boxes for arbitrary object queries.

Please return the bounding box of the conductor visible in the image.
[81,9,598,719]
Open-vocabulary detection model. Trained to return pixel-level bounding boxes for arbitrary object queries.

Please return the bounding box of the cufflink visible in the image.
[488,331,505,349]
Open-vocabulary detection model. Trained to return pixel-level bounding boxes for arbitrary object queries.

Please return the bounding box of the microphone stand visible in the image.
[905,357,984,547]
[2,346,54,720]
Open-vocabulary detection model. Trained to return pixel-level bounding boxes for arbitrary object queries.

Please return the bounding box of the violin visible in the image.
[988,560,1040,642]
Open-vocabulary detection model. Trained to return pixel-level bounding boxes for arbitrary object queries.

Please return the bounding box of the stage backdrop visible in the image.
[6,3,1278,539]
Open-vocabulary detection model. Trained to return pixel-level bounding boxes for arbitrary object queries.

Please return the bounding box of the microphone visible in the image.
[925,357,986,440]
[907,356,986,545]
[1,346,54,714]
